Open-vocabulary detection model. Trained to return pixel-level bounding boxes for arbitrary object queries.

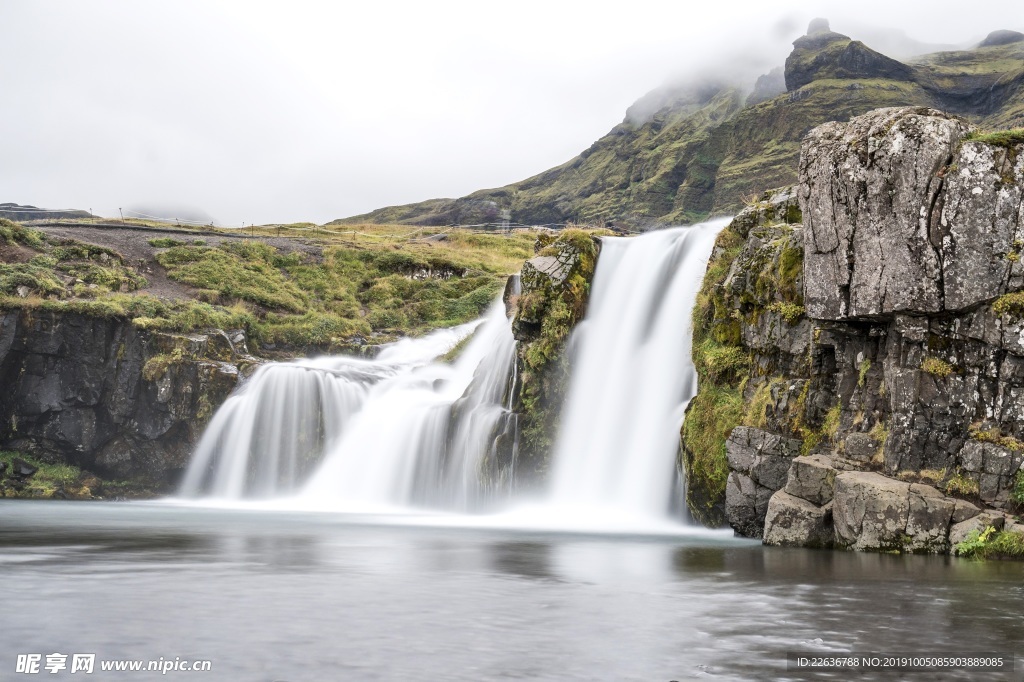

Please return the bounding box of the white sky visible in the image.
[0,1,1019,225]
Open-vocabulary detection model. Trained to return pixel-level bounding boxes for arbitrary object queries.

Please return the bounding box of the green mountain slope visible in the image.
[335,23,1024,229]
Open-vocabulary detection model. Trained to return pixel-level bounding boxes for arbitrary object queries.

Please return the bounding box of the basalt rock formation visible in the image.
[0,309,258,495]
[682,107,1024,555]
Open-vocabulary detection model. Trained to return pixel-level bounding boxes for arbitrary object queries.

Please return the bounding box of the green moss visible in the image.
[142,348,186,381]
[858,358,871,387]
[681,385,743,522]
[0,450,82,498]
[513,230,600,469]
[766,301,805,324]
[440,332,475,363]
[694,338,749,384]
[965,128,1024,148]
[921,356,954,378]
[992,291,1024,318]
[0,219,45,247]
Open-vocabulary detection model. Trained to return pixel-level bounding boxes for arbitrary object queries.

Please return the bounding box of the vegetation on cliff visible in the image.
[681,189,807,523]
[511,229,601,476]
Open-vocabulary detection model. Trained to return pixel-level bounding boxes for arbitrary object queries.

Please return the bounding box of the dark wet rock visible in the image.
[11,457,37,478]
[0,309,249,491]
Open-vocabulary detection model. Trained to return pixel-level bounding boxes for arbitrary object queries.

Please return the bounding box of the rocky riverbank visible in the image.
[681,106,1024,558]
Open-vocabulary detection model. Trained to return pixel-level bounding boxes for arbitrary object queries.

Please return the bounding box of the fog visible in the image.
[0,1,1018,225]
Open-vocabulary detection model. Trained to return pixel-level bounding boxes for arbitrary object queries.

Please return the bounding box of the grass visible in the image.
[858,358,871,387]
[0,450,82,498]
[955,526,1024,560]
[943,469,980,497]
[1,216,537,352]
[965,129,1024,148]
[969,425,1024,453]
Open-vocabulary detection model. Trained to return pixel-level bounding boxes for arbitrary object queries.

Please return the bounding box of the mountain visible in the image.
[0,203,93,221]
[333,22,1024,230]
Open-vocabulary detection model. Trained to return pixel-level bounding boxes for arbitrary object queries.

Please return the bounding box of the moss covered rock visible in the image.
[507,230,599,479]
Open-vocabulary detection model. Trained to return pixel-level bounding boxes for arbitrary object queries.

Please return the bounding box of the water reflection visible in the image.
[1,501,1022,682]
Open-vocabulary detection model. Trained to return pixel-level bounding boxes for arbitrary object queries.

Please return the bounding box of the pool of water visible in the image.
[1,500,1021,681]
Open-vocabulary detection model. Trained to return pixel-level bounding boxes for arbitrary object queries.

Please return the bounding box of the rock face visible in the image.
[0,309,254,490]
[724,426,802,537]
[683,106,1024,554]
[491,230,599,483]
[801,107,1024,319]
[784,25,914,92]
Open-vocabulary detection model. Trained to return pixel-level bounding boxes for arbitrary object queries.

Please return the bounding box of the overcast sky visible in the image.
[0,1,1018,226]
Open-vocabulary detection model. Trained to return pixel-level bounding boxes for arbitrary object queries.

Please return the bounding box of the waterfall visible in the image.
[180,299,516,508]
[179,220,724,526]
[547,220,726,517]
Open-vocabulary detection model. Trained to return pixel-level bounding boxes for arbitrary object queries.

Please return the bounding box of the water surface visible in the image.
[1,501,1021,681]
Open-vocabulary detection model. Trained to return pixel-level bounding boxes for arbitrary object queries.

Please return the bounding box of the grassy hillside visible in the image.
[335,29,1024,230]
[0,218,536,353]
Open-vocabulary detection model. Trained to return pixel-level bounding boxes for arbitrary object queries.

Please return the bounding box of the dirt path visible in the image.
[30,223,324,300]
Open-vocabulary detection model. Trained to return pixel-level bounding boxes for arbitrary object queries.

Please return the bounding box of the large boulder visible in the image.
[800,107,1024,320]
[832,471,962,553]
[783,454,837,505]
[725,426,802,537]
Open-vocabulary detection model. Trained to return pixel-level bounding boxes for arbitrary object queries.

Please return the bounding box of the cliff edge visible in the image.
[683,107,1024,557]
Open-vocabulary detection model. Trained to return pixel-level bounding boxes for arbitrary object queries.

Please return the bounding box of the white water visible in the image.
[180,300,515,505]
[547,220,726,518]
[180,220,725,528]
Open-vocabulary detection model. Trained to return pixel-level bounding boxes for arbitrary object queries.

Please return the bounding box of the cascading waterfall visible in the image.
[180,220,724,525]
[547,219,727,517]
[180,298,516,508]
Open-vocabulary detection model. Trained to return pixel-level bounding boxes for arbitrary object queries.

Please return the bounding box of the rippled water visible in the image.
[1,502,1022,681]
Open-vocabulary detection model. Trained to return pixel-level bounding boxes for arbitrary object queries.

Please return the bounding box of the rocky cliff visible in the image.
[0,309,256,497]
[333,22,1024,230]
[682,106,1024,557]
[493,230,600,483]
